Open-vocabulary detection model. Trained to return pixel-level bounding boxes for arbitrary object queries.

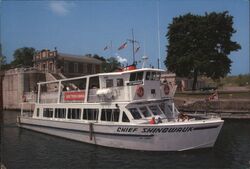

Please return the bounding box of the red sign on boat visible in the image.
[64,91,85,101]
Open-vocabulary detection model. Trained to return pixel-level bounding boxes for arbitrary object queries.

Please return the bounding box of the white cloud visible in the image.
[116,55,127,64]
[49,1,75,16]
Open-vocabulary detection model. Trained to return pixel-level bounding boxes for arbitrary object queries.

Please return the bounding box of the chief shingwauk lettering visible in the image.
[117,127,193,133]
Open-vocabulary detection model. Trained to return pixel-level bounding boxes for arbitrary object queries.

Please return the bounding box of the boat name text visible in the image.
[117,127,193,133]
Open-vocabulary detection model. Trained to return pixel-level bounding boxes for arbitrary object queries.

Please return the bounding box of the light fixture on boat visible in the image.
[141,55,148,68]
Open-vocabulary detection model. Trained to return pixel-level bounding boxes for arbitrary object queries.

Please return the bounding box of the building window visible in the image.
[96,65,100,73]
[83,63,87,73]
[74,63,78,73]
[64,62,69,73]
[43,108,53,118]
[82,109,99,120]
[87,64,92,74]
[55,108,66,118]
[67,108,81,119]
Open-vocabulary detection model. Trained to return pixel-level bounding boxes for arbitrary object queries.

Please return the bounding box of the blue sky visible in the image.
[1,0,249,75]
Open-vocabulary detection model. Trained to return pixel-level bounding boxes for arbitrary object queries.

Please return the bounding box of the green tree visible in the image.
[0,55,6,70]
[11,47,35,67]
[103,57,121,72]
[165,11,241,90]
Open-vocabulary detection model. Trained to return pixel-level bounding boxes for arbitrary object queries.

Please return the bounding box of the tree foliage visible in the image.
[165,11,241,90]
[11,47,35,67]
[86,54,120,72]
[103,57,121,72]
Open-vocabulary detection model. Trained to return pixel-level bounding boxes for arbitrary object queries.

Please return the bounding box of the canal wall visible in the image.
[175,98,250,119]
[0,71,3,110]
[2,68,46,110]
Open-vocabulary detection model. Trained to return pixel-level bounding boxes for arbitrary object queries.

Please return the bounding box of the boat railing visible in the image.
[20,102,34,117]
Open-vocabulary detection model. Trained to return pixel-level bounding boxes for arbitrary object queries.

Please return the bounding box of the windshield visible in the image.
[149,105,162,115]
[139,106,151,117]
[129,108,142,119]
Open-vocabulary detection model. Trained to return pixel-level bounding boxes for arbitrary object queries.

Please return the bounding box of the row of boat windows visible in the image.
[128,104,170,120]
[105,71,161,88]
[129,71,161,82]
[38,108,130,122]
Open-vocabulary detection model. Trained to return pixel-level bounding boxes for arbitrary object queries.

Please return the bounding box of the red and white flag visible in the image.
[118,42,127,50]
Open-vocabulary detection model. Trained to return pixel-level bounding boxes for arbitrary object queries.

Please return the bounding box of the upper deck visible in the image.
[37,68,177,104]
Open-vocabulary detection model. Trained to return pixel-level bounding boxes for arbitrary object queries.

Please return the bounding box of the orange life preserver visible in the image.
[164,84,170,95]
[136,86,144,97]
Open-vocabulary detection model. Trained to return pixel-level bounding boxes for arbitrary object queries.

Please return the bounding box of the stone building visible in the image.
[33,49,103,77]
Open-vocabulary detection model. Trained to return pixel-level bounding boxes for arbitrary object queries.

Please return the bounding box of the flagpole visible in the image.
[157,0,161,69]
[132,29,135,65]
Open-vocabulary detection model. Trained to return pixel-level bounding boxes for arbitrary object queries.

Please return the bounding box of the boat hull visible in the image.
[18,117,223,151]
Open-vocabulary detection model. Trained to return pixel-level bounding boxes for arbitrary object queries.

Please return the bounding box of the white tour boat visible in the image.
[18,65,223,151]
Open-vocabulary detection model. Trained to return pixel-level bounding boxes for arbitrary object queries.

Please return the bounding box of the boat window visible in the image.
[82,109,99,120]
[36,108,40,117]
[117,78,124,87]
[89,76,100,89]
[139,107,151,117]
[122,111,130,122]
[129,108,142,119]
[68,108,81,119]
[43,108,53,118]
[62,78,86,91]
[151,72,161,81]
[129,71,144,82]
[149,105,162,115]
[106,79,113,88]
[55,108,66,118]
[159,103,172,114]
[145,72,151,80]
[101,109,120,122]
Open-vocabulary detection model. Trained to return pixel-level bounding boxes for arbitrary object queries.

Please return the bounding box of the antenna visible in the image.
[127,29,139,65]
[157,0,161,69]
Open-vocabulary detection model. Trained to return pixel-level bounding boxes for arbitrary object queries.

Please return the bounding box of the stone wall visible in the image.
[0,71,4,110]
[2,68,45,110]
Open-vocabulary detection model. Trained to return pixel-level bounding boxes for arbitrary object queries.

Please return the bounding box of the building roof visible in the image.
[58,53,103,64]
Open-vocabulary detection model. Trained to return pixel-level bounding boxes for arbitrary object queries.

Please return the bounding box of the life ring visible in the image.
[164,84,170,95]
[136,86,144,97]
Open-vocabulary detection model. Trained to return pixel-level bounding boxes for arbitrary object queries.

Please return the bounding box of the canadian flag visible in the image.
[118,42,127,50]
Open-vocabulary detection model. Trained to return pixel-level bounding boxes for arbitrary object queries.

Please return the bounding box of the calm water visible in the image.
[1,110,250,169]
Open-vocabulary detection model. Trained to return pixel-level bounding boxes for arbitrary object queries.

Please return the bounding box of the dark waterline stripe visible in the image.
[193,125,219,130]
[20,123,154,137]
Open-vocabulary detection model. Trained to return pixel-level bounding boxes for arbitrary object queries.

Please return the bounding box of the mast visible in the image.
[127,29,139,65]
[157,0,161,69]
[132,29,135,64]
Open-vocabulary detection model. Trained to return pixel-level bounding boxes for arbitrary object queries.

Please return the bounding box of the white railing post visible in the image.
[37,83,41,103]
[57,81,61,103]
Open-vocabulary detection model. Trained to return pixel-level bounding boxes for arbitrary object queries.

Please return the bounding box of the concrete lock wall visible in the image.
[2,68,46,110]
